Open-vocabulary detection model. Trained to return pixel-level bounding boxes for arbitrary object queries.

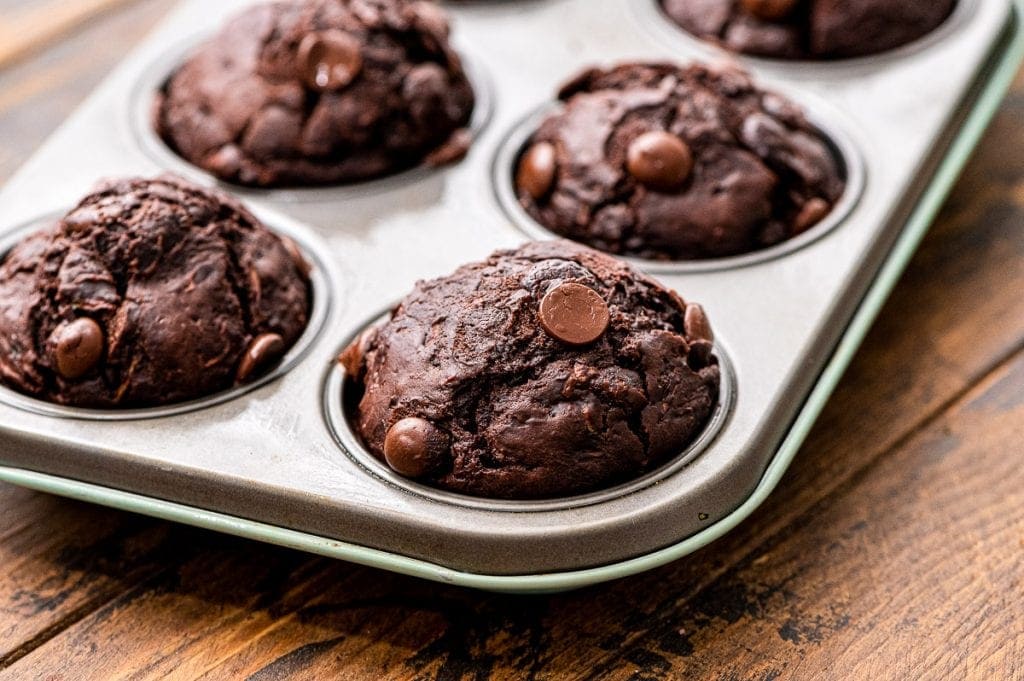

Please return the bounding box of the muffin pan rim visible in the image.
[0,209,336,421]
[491,91,866,274]
[127,33,496,203]
[636,0,980,74]
[322,307,737,512]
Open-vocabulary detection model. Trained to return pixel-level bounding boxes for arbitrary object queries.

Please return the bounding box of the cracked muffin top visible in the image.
[0,175,312,408]
[661,0,956,60]
[340,240,720,499]
[514,62,845,261]
[155,0,475,188]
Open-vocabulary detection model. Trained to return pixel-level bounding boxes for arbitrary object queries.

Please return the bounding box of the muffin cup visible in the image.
[0,210,334,421]
[323,306,736,512]
[635,0,978,74]
[492,93,865,274]
[128,35,495,204]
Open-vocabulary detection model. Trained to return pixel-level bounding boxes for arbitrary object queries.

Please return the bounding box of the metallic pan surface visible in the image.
[0,0,1020,582]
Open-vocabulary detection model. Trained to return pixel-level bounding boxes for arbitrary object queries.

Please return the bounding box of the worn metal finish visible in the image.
[0,0,1015,576]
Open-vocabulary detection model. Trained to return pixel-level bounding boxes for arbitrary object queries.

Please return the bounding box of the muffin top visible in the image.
[341,240,720,499]
[0,175,312,408]
[661,0,956,60]
[156,0,475,188]
[515,62,845,261]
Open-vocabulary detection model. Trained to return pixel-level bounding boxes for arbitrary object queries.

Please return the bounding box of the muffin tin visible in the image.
[0,0,1021,593]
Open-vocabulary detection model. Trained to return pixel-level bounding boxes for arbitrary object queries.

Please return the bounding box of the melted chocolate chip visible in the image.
[297,30,363,92]
[538,282,610,346]
[339,327,375,379]
[626,131,693,191]
[517,142,557,200]
[684,303,714,343]
[383,417,450,478]
[236,332,285,383]
[794,197,832,233]
[52,318,104,380]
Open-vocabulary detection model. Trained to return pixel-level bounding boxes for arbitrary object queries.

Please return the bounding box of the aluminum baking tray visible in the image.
[0,0,1021,593]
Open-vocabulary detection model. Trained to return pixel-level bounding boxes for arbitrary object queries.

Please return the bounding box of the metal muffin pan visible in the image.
[0,0,1021,590]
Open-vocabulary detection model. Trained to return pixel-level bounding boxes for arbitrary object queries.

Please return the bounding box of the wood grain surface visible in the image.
[0,3,1022,679]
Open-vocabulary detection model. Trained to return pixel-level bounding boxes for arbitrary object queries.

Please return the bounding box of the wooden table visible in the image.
[1,2,1022,679]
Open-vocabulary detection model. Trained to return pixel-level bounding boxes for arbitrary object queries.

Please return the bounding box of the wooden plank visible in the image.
[589,351,1024,680]
[0,0,169,181]
[0,0,141,70]
[0,488,178,669]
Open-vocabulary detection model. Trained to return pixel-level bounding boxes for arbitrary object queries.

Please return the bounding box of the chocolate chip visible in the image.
[206,145,243,178]
[404,62,448,109]
[794,197,832,234]
[383,417,449,478]
[339,327,375,378]
[517,142,557,200]
[687,339,714,370]
[410,1,450,41]
[280,235,312,278]
[297,30,362,92]
[236,332,285,383]
[668,290,688,315]
[538,282,610,346]
[51,318,104,379]
[626,131,693,191]
[684,303,714,344]
[424,128,471,167]
[741,0,798,21]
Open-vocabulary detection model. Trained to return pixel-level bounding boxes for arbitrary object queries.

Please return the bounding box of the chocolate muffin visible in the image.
[0,176,312,408]
[341,240,720,499]
[514,62,845,261]
[661,0,956,60]
[155,0,475,188]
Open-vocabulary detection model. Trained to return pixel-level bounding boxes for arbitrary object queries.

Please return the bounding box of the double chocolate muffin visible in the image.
[156,0,475,187]
[341,240,721,499]
[0,175,312,408]
[661,0,956,60]
[515,62,845,261]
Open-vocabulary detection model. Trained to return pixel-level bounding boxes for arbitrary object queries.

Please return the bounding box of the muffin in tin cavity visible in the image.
[155,0,475,188]
[0,175,312,409]
[660,0,957,60]
[340,240,721,500]
[513,62,845,261]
